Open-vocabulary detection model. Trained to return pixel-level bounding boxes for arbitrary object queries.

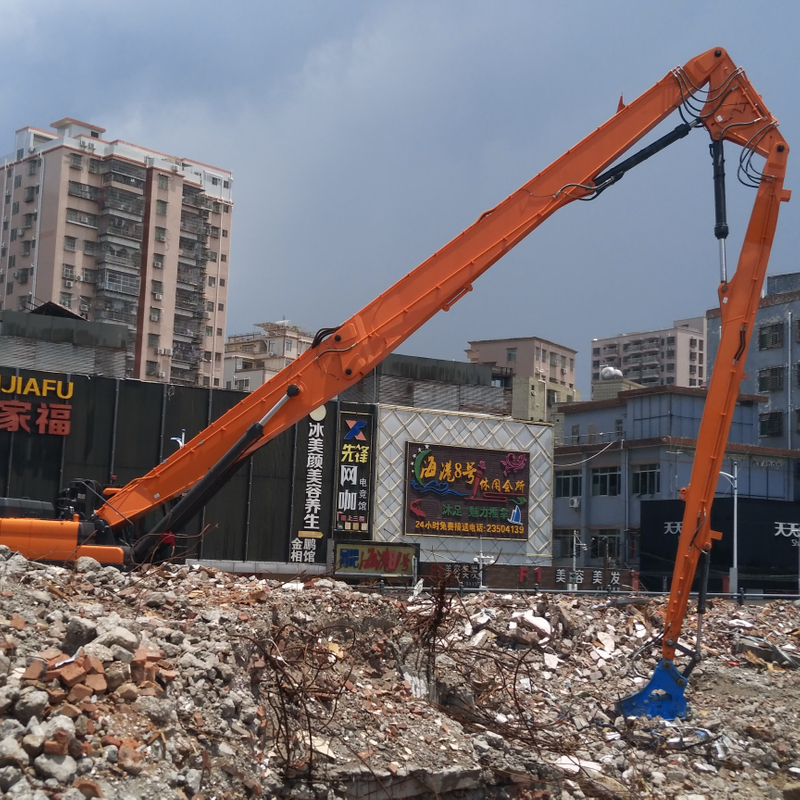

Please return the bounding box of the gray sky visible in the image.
[3,1,799,395]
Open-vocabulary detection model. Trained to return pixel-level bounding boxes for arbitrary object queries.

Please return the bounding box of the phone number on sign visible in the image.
[414,520,523,535]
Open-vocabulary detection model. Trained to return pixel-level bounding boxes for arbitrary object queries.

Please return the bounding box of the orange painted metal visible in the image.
[98,47,781,531]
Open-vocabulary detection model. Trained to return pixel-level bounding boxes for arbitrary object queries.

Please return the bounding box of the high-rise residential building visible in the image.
[1,118,233,387]
[707,271,800,451]
[465,336,580,422]
[590,317,706,388]
[223,320,314,391]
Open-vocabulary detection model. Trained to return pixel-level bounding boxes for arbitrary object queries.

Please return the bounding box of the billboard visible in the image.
[403,442,529,540]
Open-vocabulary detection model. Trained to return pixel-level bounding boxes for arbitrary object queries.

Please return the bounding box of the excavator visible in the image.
[0,48,790,719]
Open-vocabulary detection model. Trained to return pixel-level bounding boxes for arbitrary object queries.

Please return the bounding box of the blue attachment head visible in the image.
[616,658,689,720]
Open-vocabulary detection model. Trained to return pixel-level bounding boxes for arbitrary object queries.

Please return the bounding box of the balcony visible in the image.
[95,308,136,326]
[180,216,209,237]
[99,187,144,216]
[99,217,143,242]
[182,192,211,210]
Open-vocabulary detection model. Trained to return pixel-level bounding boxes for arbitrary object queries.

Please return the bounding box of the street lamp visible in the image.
[719,462,738,595]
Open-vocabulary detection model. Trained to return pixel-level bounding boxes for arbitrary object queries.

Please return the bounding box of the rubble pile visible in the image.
[0,544,799,800]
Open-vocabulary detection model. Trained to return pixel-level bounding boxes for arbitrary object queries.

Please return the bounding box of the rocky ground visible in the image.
[0,545,799,800]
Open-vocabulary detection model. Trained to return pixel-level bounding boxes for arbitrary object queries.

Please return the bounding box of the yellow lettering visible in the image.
[56,381,74,400]
[0,375,18,394]
[41,379,57,397]
[22,378,41,396]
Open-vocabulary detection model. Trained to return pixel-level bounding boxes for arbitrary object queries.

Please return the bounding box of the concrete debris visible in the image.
[0,547,799,798]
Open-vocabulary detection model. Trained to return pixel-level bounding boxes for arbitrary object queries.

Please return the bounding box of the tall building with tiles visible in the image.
[1,118,232,386]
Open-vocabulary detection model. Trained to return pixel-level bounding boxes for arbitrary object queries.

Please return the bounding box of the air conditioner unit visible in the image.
[171,165,180,173]
[64,280,74,288]
[163,348,172,356]
[153,293,163,301]
[568,497,581,509]
[27,147,35,154]
[158,371,166,378]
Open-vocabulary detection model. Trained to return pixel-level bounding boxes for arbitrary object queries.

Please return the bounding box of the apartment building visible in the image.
[465,336,579,423]
[1,118,233,386]
[223,320,314,391]
[591,317,706,388]
[707,271,800,450]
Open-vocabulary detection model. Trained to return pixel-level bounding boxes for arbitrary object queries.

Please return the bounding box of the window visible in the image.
[689,365,697,374]
[210,226,220,238]
[151,280,163,295]
[591,466,621,496]
[549,351,558,367]
[203,350,212,361]
[223,204,229,214]
[666,336,675,345]
[553,530,578,559]
[146,361,158,377]
[11,201,19,215]
[16,148,23,160]
[689,378,697,386]
[62,264,75,280]
[759,411,783,437]
[216,327,222,337]
[214,352,221,363]
[154,227,167,242]
[13,175,21,188]
[153,254,164,269]
[690,337,698,347]
[22,212,36,228]
[156,199,168,216]
[220,254,227,262]
[665,376,674,385]
[590,529,620,560]
[10,228,17,242]
[222,229,228,238]
[20,241,32,256]
[82,269,97,284]
[4,194,9,205]
[666,363,674,372]
[207,250,218,262]
[632,464,660,495]
[592,347,600,355]
[217,302,224,311]
[158,174,169,190]
[25,159,37,177]
[569,358,574,370]
[64,236,77,252]
[148,333,160,349]
[219,278,225,287]
[89,158,102,174]
[23,186,38,202]
[759,322,784,350]
[5,282,12,295]
[213,378,220,387]
[206,301,214,312]
[698,367,703,378]
[84,240,97,256]
[208,276,216,287]
[284,338,293,353]
[615,419,623,439]
[592,360,600,368]
[59,292,72,308]
[223,180,229,190]
[66,208,98,227]
[758,367,784,392]
[506,347,516,362]
[555,470,581,498]
[570,424,580,444]
[8,255,15,269]
[69,153,83,169]
[149,307,161,323]
[67,181,99,201]
[210,176,219,186]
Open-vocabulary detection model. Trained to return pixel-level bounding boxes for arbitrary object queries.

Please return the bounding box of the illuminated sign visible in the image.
[404,442,529,540]
[334,406,375,537]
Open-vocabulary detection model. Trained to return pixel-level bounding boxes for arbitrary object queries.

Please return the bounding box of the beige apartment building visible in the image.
[1,118,232,386]
[591,317,706,389]
[465,336,580,422]
[224,320,314,391]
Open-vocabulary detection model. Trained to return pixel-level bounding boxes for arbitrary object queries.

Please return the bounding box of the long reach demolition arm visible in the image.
[0,51,790,718]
